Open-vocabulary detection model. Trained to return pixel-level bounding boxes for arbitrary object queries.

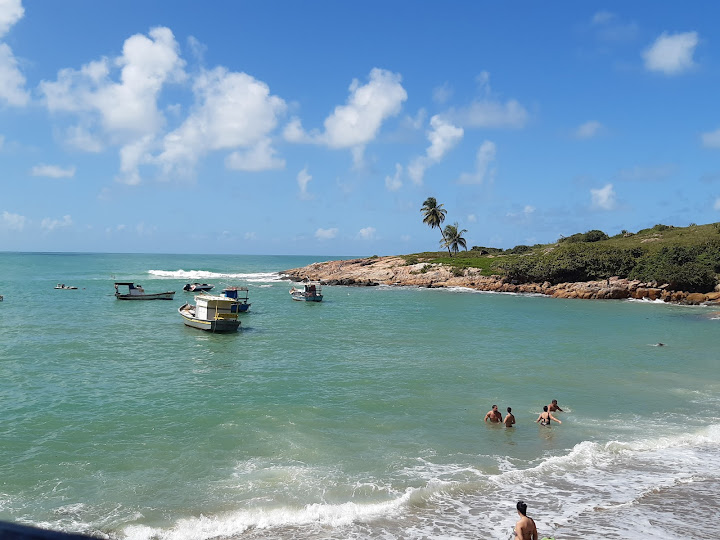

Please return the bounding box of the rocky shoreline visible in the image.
[281,256,720,305]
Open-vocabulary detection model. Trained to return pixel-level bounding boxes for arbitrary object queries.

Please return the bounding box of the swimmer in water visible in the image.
[504,407,516,427]
[536,405,561,426]
[547,399,563,412]
[484,404,502,423]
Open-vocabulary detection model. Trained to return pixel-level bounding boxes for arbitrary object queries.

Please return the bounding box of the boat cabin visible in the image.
[114,282,145,296]
[195,294,242,320]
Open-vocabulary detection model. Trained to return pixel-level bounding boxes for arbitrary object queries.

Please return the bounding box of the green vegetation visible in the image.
[410,222,720,292]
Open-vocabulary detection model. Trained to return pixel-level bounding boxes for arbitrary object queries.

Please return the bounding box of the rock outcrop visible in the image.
[281,256,720,305]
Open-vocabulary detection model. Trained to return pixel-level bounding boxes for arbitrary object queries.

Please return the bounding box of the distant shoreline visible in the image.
[281,255,720,305]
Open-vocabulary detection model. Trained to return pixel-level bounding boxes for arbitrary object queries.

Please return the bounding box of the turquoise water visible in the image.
[1,253,718,539]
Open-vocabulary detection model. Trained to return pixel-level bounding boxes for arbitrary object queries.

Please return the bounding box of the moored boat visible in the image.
[290,282,323,302]
[182,282,214,292]
[55,284,78,290]
[178,293,243,332]
[221,286,251,312]
[114,282,175,300]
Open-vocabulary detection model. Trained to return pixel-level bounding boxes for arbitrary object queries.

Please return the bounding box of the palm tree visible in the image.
[420,197,450,255]
[441,222,468,256]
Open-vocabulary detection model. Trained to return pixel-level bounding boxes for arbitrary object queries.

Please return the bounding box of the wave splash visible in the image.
[148,269,283,283]
[119,425,720,540]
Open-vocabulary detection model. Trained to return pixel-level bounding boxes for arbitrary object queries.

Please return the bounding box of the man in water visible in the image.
[484,404,502,423]
[504,407,515,427]
[514,500,538,540]
[547,399,563,412]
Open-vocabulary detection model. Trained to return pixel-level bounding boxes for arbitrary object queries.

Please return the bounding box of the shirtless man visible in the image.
[514,501,538,540]
[504,407,516,427]
[547,399,563,412]
[484,404,502,423]
[536,405,561,426]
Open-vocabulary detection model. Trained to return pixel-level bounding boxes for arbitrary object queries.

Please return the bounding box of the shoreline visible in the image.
[281,255,720,305]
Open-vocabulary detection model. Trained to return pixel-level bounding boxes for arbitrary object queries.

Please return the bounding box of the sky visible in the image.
[1,1,720,255]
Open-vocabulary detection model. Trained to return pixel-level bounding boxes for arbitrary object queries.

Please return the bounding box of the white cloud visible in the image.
[1,210,26,231]
[315,227,338,240]
[701,128,720,149]
[357,226,376,240]
[432,82,453,104]
[0,0,27,106]
[575,120,602,139]
[408,115,463,184]
[0,0,23,36]
[0,42,28,106]
[40,27,187,183]
[31,164,76,178]
[385,163,402,192]
[590,183,617,210]
[446,74,527,129]
[297,166,312,199]
[157,67,287,177]
[643,31,698,75]
[458,140,497,184]
[467,214,477,223]
[225,138,285,171]
[244,231,256,240]
[41,215,73,231]
[65,125,104,153]
[713,198,720,211]
[284,68,407,160]
[0,134,4,149]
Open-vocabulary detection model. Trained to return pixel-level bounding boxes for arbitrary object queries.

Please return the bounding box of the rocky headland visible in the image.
[281,256,720,305]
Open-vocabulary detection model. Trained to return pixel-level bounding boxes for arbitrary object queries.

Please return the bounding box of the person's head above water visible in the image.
[543,405,549,412]
[507,407,512,413]
[552,399,558,405]
[517,501,527,516]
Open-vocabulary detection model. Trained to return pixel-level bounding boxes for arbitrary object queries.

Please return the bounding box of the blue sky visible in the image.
[1,1,720,255]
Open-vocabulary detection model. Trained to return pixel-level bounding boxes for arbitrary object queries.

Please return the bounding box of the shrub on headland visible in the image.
[629,244,720,292]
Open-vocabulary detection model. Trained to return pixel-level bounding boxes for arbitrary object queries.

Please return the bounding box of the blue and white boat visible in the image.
[221,287,251,312]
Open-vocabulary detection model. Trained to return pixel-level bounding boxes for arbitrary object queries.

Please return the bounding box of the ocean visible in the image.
[1,252,718,539]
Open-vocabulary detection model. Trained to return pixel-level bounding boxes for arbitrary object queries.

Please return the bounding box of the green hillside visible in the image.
[405,222,720,292]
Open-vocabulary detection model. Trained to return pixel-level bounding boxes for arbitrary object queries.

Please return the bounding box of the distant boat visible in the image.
[178,293,243,332]
[55,284,77,290]
[290,282,323,302]
[183,282,214,292]
[221,286,251,312]
[114,282,175,300]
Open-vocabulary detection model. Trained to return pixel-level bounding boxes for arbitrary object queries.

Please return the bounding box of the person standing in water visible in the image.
[514,500,538,540]
[547,399,563,412]
[504,407,516,427]
[536,405,561,426]
[484,404,502,423]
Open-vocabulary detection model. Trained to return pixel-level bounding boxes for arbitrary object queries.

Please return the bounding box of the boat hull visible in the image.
[178,306,241,332]
[290,293,323,302]
[116,292,175,300]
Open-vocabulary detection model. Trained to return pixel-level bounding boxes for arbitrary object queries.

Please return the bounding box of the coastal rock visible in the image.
[280,256,711,305]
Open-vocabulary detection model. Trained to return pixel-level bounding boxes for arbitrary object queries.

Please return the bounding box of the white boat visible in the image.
[55,283,77,290]
[290,282,323,302]
[114,282,175,300]
[183,282,214,292]
[178,293,243,332]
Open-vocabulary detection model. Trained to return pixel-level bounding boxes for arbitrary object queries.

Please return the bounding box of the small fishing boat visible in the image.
[290,282,323,302]
[182,282,214,292]
[55,284,77,290]
[178,293,243,332]
[221,286,251,312]
[114,282,175,300]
